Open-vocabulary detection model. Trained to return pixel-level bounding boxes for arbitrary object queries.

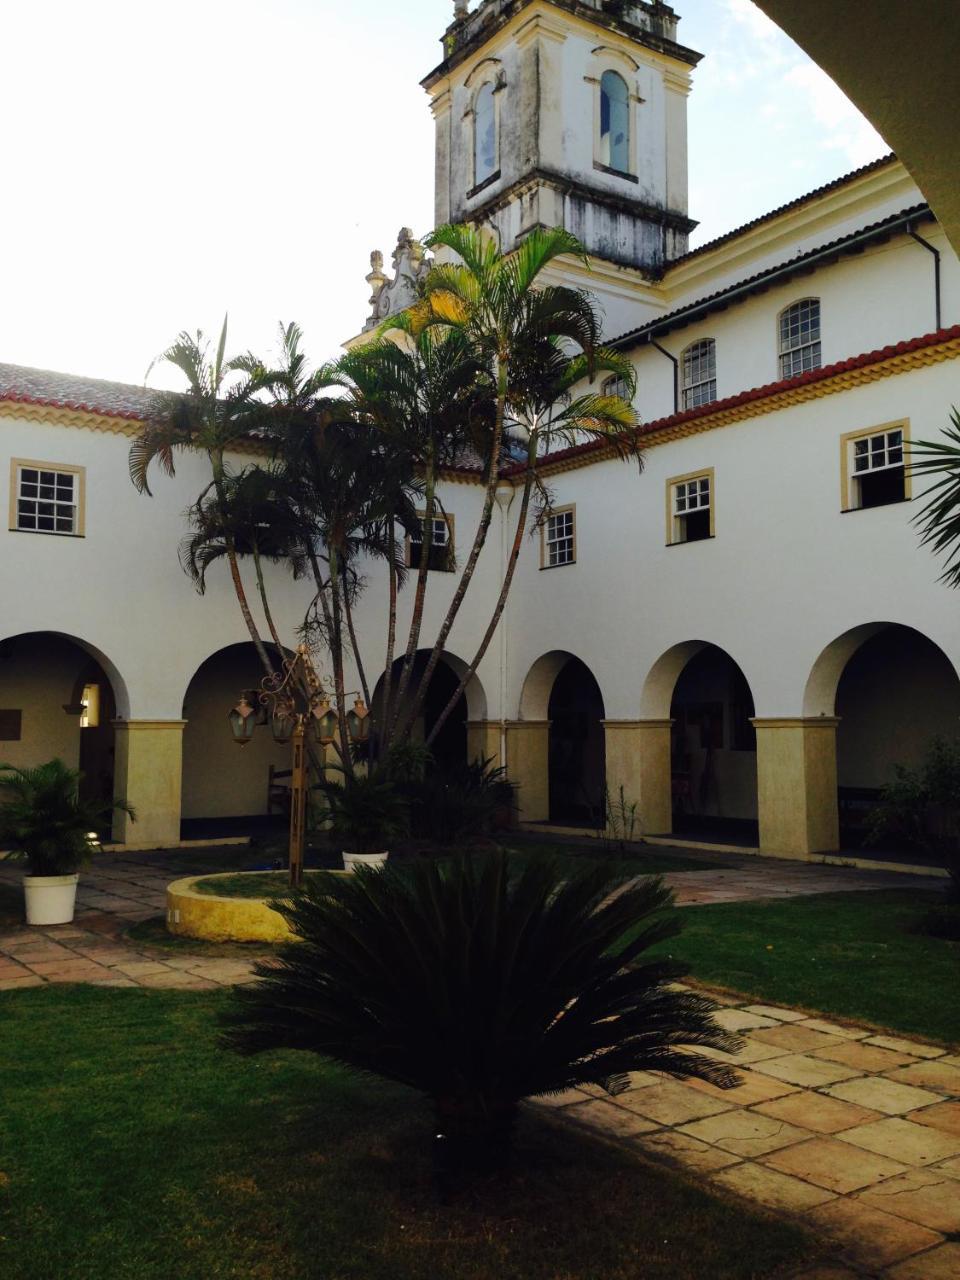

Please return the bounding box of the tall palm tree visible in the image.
[386,225,641,748]
[911,408,960,587]
[130,317,277,673]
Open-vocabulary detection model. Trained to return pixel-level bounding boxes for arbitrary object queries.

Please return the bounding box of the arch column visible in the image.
[603,720,673,836]
[466,720,502,768]
[753,717,840,858]
[504,721,550,822]
[111,720,186,849]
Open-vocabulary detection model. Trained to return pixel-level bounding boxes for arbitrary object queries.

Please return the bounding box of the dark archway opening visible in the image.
[835,626,960,852]
[670,646,758,845]
[0,633,119,831]
[371,653,468,767]
[547,657,605,827]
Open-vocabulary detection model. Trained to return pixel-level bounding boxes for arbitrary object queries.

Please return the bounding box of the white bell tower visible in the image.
[422,0,701,273]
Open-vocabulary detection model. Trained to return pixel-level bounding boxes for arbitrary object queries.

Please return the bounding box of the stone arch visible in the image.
[803,622,912,717]
[0,630,130,816]
[370,649,487,765]
[180,641,290,833]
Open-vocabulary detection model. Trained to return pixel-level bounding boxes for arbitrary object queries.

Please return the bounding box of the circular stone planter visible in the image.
[166,871,351,944]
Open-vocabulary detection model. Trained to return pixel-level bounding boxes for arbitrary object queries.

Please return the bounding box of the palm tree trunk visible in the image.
[252,545,284,653]
[327,542,355,779]
[390,449,437,740]
[378,526,400,767]
[397,359,508,744]
[343,578,371,707]
[210,452,275,677]
[426,441,534,750]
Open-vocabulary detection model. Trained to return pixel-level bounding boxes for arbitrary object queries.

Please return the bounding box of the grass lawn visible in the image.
[192,870,334,899]
[499,840,726,874]
[668,889,960,1045]
[0,987,815,1280]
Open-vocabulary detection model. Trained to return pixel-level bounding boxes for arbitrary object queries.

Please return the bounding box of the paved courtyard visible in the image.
[0,845,955,1277]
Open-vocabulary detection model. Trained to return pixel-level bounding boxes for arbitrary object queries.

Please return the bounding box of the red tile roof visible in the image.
[502,325,960,476]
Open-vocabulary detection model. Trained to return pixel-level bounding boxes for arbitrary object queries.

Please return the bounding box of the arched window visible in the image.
[779,299,821,379]
[600,70,630,172]
[474,82,497,187]
[681,339,717,410]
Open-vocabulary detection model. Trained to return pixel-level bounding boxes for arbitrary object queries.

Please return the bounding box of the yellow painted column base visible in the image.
[753,717,840,858]
[504,720,550,823]
[112,720,186,850]
[466,720,503,768]
[603,719,674,837]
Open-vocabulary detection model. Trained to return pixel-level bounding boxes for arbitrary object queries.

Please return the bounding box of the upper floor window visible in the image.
[408,513,454,572]
[600,70,630,173]
[842,424,909,511]
[10,459,84,536]
[779,298,821,379]
[602,373,632,401]
[681,339,717,410]
[474,82,497,187]
[667,470,714,544]
[541,506,576,568]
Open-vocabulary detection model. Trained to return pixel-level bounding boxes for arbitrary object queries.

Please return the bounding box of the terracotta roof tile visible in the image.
[0,362,168,420]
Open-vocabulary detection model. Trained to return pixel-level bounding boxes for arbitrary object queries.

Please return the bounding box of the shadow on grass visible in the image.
[0,986,817,1280]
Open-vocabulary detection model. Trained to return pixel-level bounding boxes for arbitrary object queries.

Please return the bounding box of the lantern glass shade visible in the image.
[271,702,297,744]
[311,698,338,745]
[346,699,370,743]
[228,697,257,747]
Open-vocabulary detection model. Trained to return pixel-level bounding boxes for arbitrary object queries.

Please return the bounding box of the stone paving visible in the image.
[533,1000,960,1279]
[0,845,954,1277]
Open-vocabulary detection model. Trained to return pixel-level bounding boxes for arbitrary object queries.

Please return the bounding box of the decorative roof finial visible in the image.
[454,0,469,20]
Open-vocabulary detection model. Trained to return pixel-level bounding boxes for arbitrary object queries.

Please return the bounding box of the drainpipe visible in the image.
[907,222,942,332]
[648,336,679,414]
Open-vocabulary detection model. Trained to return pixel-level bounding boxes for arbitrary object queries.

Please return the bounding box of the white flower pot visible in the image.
[342,850,389,873]
[23,873,79,926]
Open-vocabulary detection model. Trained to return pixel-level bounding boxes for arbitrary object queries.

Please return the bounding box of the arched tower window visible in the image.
[600,70,630,172]
[474,82,497,187]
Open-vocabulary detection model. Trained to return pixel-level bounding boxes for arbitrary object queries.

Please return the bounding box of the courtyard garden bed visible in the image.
[0,985,817,1280]
[667,889,960,1045]
[166,871,350,944]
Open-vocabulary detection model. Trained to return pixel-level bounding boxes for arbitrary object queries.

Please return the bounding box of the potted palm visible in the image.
[323,773,408,871]
[0,759,135,925]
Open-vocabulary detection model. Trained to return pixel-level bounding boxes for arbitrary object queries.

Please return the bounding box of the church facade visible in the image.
[2,0,959,862]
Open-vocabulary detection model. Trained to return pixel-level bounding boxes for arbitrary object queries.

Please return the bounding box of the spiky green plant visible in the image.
[223,852,739,1175]
[0,759,134,876]
[910,408,960,587]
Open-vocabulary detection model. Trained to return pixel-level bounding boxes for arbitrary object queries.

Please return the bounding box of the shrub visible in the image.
[0,759,134,876]
[320,772,409,855]
[868,737,960,896]
[404,756,516,843]
[223,851,740,1182]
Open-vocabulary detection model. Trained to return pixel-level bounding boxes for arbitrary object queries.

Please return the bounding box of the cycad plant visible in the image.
[0,759,134,876]
[223,852,739,1178]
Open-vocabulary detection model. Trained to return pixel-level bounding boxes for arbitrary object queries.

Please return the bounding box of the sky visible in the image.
[0,0,887,389]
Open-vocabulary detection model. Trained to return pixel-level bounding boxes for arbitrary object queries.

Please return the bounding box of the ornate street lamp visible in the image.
[228,695,257,747]
[228,645,366,887]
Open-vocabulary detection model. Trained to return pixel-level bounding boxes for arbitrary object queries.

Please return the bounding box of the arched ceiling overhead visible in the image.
[754,0,960,256]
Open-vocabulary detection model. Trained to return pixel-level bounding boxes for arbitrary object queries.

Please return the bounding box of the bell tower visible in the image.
[422,0,701,274]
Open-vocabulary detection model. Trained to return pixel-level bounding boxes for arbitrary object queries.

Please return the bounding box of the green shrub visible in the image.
[868,737,960,895]
[321,773,409,855]
[0,759,134,876]
[223,852,740,1181]
[404,756,516,843]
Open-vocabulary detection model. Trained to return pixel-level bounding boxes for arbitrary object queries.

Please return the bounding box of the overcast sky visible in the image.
[0,0,887,388]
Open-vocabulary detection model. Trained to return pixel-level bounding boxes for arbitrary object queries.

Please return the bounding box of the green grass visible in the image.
[192,870,335,899]
[124,916,277,958]
[667,889,960,1045]
[0,987,815,1280]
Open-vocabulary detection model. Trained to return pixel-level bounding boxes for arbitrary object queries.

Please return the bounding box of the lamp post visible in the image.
[228,645,369,887]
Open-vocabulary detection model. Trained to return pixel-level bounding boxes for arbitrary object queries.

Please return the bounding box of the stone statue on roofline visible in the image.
[363,228,431,331]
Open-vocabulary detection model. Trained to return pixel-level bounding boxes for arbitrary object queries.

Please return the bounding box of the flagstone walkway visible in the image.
[0,846,954,1277]
[533,1000,960,1279]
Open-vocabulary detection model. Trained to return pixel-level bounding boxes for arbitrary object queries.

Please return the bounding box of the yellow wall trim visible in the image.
[751,717,841,729]
[112,719,188,732]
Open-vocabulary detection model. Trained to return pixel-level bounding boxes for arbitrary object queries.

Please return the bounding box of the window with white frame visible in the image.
[602,373,632,401]
[681,339,717,410]
[408,514,453,572]
[669,472,712,543]
[779,298,821,379]
[847,426,906,510]
[474,81,497,187]
[13,462,82,535]
[599,70,630,173]
[542,507,575,568]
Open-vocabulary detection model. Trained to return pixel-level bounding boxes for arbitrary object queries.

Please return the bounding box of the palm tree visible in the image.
[130,317,277,673]
[386,225,641,747]
[911,408,960,586]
